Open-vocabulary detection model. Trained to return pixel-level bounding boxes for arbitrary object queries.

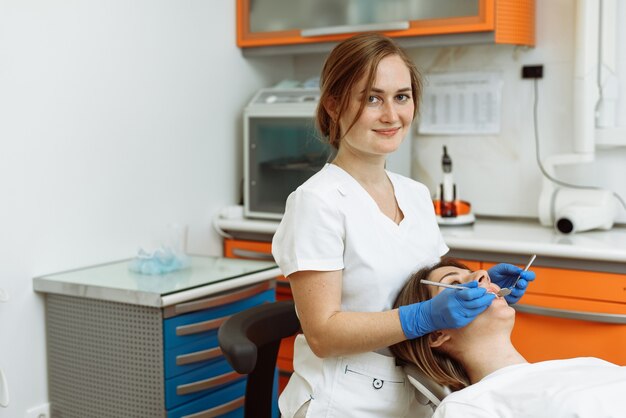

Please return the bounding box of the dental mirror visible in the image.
[496,254,537,297]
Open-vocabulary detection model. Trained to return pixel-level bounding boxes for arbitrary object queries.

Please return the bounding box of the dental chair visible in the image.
[404,364,451,412]
[218,300,449,417]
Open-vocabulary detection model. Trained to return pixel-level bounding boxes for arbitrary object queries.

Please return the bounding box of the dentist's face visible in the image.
[337,54,414,159]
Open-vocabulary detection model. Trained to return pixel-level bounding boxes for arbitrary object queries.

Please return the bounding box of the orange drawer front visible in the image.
[511,293,626,365]
[224,239,273,260]
[483,262,626,304]
[277,334,298,395]
[276,282,293,301]
[278,372,291,394]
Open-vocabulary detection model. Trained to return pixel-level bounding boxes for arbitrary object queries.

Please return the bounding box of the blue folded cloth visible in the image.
[128,247,190,275]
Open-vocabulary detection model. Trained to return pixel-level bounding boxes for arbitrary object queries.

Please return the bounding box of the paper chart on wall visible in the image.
[418,72,503,135]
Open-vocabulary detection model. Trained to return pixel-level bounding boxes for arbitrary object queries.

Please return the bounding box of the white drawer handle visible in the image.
[301,21,410,37]
[514,304,626,324]
[176,315,230,336]
[176,370,241,396]
[231,248,274,260]
[176,347,222,366]
[181,395,244,418]
[166,281,271,318]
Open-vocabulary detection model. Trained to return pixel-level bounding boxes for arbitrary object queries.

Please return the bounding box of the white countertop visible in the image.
[216,214,626,264]
[439,219,626,263]
[33,255,280,307]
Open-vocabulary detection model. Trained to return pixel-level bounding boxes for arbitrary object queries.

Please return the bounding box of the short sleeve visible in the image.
[272,187,344,277]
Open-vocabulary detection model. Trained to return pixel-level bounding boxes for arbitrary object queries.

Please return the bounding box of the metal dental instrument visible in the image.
[496,254,537,297]
[420,279,466,290]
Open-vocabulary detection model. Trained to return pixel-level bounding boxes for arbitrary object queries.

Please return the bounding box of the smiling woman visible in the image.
[270,33,527,418]
[391,258,626,418]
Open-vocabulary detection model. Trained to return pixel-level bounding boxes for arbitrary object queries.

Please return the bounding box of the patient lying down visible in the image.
[391,258,626,418]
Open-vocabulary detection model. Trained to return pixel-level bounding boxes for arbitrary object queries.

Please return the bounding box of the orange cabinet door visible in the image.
[224,238,291,298]
[237,0,534,49]
[484,262,626,365]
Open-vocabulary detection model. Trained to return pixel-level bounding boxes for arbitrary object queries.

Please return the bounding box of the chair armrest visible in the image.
[218,300,300,374]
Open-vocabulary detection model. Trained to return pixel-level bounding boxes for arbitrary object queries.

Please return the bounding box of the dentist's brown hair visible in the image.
[390,258,471,392]
[316,32,422,149]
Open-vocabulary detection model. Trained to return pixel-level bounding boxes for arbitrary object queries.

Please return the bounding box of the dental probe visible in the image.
[420,279,466,290]
[421,279,500,296]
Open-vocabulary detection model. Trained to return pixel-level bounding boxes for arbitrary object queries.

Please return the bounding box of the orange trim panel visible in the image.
[495,0,535,46]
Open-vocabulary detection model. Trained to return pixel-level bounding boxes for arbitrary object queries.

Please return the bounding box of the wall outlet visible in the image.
[25,403,50,418]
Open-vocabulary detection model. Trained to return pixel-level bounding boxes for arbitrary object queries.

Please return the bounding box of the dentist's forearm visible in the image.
[302,309,406,358]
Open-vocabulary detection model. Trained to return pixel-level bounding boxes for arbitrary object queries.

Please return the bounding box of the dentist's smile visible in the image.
[373,127,401,136]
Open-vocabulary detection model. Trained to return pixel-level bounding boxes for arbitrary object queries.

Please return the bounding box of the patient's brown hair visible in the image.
[390,258,471,391]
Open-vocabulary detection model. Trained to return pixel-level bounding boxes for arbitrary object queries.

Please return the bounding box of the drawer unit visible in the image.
[163,285,275,412]
[44,281,275,417]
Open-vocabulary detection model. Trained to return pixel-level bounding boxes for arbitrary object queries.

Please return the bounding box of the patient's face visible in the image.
[426,266,514,322]
[427,266,500,295]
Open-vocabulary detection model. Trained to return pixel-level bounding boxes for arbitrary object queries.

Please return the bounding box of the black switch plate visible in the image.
[522,65,544,79]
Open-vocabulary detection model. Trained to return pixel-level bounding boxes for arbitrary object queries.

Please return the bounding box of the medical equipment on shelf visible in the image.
[539,185,617,234]
[433,146,475,226]
[497,254,536,297]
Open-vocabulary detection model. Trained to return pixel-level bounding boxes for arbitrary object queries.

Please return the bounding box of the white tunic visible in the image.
[272,164,448,418]
[432,358,626,418]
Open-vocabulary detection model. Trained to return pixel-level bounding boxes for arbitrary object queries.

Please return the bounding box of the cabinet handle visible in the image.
[231,248,274,260]
[176,370,242,396]
[176,315,230,336]
[165,281,271,318]
[176,347,222,366]
[181,395,245,418]
[514,304,626,324]
[301,21,410,38]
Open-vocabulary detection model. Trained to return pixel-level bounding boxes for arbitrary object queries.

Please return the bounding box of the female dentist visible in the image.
[272,33,535,418]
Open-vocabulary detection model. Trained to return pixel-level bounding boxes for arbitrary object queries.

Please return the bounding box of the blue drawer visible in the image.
[163,289,275,350]
[165,354,245,409]
[165,333,222,379]
[167,378,246,418]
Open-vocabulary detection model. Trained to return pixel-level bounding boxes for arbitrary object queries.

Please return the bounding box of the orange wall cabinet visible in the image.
[237,0,535,51]
[224,238,295,393]
[482,262,626,365]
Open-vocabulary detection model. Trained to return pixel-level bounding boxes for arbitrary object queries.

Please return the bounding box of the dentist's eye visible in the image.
[367,96,381,104]
[396,94,411,102]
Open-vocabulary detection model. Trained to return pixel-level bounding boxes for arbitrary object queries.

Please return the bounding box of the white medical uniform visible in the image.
[432,357,626,418]
[272,164,448,418]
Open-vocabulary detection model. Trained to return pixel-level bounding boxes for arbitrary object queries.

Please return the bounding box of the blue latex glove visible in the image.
[488,263,536,304]
[399,282,496,339]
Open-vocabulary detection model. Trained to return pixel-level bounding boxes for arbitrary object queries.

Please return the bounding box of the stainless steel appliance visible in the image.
[243,87,412,220]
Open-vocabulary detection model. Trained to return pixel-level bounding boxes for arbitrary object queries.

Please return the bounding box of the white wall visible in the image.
[294,0,626,224]
[0,1,292,416]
